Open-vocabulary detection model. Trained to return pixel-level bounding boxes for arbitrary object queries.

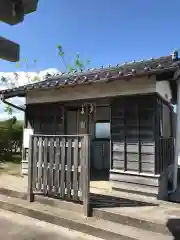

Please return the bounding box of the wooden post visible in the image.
[83,134,90,217]
[173,77,180,192]
[173,69,180,192]
[27,135,34,202]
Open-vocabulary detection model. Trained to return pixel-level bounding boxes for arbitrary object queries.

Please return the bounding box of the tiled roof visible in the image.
[1,52,180,100]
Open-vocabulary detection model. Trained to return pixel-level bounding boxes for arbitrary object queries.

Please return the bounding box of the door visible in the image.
[92,121,110,171]
[77,105,111,178]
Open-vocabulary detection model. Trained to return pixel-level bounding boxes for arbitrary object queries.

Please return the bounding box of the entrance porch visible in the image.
[23,97,112,182]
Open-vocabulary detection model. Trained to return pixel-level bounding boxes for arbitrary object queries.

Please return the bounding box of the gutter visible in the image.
[2,98,25,112]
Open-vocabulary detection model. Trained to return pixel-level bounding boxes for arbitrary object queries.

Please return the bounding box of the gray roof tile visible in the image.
[1,53,180,100]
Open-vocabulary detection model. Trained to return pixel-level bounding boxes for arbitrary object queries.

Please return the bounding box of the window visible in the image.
[95,122,110,139]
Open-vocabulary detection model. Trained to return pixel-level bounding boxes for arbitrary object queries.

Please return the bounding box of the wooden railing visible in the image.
[28,134,90,216]
[156,137,174,174]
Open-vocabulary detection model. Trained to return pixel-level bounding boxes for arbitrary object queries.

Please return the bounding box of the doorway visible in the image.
[91,120,110,180]
[78,105,111,181]
[66,105,111,181]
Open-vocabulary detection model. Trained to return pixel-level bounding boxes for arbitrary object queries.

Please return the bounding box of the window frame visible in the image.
[94,120,111,140]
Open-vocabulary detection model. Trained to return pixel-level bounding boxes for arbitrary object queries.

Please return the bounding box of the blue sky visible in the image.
[0,0,179,118]
[1,0,180,72]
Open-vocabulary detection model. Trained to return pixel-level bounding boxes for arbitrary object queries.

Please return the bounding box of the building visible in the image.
[1,52,179,199]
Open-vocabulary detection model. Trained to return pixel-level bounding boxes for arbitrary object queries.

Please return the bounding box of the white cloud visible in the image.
[0,68,59,88]
[0,68,59,121]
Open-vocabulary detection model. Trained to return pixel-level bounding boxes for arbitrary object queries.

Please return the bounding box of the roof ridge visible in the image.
[0,53,179,99]
[43,54,173,79]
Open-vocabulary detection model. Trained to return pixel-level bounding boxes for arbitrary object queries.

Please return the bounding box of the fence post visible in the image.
[83,134,90,217]
[27,135,34,202]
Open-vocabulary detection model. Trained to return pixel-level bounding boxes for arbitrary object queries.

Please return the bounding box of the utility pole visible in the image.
[0,0,38,62]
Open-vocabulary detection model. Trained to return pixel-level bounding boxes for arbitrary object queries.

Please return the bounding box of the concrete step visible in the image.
[1,187,180,238]
[0,194,173,240]
[92,203,180,237]
[0,187,83,214]
[93,207,170,235]
[90,188,180,236]
[0,187,179,237]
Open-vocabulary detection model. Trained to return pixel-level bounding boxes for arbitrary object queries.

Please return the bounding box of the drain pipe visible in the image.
[173,70,180,192]
[2,98,25,112]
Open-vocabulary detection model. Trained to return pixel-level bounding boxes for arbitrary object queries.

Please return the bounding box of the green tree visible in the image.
[0,118,23,162]
[57,44,91,73]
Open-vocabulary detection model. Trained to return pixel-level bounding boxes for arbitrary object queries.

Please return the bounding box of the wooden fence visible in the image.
[28,134,90,216]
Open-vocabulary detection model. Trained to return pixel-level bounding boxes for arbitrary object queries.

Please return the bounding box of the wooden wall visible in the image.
[110,93,175,197]
[155,97,174,175]
[26,103,65,134]
[111,95,156,174]
[22,103,65,175]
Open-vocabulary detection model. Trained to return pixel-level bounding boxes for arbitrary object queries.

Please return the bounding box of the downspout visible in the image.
[2,98,25,112]
[173,69,180,192]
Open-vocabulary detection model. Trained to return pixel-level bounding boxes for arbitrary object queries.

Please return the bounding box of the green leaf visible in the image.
[67,64,76,73]
[57,44,64,57]
[74,54,84,70]
[4,105,13,115]
[15,62,20,69]
[59,51,64,57]
[57,44,62,50]
[32,75,40,82]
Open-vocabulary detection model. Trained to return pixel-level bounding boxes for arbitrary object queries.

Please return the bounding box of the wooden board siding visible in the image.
[110,171,159,197]
[110,94,175,197]
[26,103,65,135]
[111,95,156,174]
[22,103,65,175]
[155,97,174,174]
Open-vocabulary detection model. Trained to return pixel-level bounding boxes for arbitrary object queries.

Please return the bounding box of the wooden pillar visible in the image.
[21,110,27,176]
[173,71,180,191]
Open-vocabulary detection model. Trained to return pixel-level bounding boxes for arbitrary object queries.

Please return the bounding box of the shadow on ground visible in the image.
[35,191,157,210]
[167,218,180,240]
[90,193,157,208]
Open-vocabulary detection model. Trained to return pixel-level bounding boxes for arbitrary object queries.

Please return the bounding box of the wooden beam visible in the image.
[0,0,24,25]
[0,0,15,24]
[23,0,39,14]
[0,0,38,25]
[0,36,19,62]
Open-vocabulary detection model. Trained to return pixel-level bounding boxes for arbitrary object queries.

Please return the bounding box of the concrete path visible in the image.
[0,209,102,240]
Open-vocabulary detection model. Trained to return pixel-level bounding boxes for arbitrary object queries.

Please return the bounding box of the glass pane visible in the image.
[95,122,110,139]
